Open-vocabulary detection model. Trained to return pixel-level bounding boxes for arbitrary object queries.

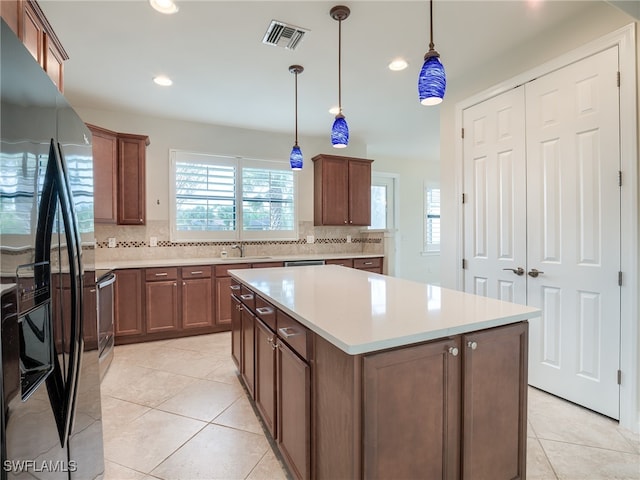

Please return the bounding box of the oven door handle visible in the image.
[97,273,116,289]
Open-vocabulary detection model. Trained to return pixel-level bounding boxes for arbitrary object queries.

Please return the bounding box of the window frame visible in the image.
[169,150,298,242]
[368,172,398,232]
[423,184,441,254]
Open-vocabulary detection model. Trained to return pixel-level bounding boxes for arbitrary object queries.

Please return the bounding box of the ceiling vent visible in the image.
[262,20,309,50]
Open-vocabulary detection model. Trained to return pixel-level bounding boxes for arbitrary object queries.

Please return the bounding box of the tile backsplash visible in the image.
[95,220,384,263]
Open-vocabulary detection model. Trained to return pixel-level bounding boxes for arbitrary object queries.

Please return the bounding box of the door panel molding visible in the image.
[456,23,637,431]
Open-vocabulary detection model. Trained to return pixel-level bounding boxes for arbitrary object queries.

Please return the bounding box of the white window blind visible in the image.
[425,187,440,252]
[170,151,297,241]
[242,167,294,232]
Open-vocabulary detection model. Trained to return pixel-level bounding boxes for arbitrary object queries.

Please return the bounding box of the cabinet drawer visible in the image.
[325,258,354,268]
[252,262,284,269]
[145,267,178,281]
[255,295,276,331]
[215,263,251,277]
[354,258,382,270]
[240,285,256,311]
[181,266,211,279]
[277,310,311,361]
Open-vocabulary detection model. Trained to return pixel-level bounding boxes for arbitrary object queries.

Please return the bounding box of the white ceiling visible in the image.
[40,1,615,161]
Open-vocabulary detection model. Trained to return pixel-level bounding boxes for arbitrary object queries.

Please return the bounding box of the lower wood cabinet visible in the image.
[232,283,527,480]
[145,268,179,333]
[461,322,528,479]
[240,306,255,398]
[254,318,277,436]
[277,338,311,480]
[335,321,528,480]
[114,266,222,345]
[235,288,311,480]
[214,264,250,327]
[230,294,242,369]
[114,268,143,337]
[182,267,213,329]
[363,337,461,479]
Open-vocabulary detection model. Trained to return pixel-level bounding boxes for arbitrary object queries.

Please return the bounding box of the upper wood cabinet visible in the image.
[312,154,373,226]
[1,1,68,92]
[118,133,149,225]
[88,125,118,223]
[87,124,149,225]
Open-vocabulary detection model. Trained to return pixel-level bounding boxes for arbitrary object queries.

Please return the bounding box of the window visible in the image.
[170,151,296,241]
[424,186,440,253]
[370,173,397,230]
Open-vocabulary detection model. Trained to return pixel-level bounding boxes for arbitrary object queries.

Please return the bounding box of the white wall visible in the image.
[77,107,366,225]
[371,154,440,283]
[77,108,439,281]
[439,3,633,289]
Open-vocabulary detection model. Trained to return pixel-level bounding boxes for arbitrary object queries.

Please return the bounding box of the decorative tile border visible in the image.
[96,237,382,249]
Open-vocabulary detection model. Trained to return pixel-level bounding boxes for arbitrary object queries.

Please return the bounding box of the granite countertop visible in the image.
[229,265,541,355]
[95,253,382,271]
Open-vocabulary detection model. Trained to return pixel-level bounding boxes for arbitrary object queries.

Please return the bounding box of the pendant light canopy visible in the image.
[289,65,304,170]
[418,0,446,106]
[330,5,350,148]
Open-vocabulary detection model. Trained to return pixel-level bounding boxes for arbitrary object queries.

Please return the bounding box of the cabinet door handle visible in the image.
[190,271,203,275]
[230,285,241,291]
[278,327,300,338]
[448,347,459,356]
[240,294,254,301]
[155,272,168,277]
[183,281,186,286]
[467,341,478,350]
[89,288,96,293]
[173,282,177,287]
[256,307,274,315]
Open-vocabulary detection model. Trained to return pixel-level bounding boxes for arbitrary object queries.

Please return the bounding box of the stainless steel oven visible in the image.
[96,271,115,380]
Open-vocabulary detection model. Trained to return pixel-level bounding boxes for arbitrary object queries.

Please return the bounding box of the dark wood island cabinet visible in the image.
[229,265,538,480]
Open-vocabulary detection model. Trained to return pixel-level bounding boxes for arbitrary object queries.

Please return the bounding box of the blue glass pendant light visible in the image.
[330,5,350,148]
[289,65,304,170]
[418,0,446,105]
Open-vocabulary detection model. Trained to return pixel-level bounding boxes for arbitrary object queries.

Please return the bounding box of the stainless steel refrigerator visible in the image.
[1,19,104,480]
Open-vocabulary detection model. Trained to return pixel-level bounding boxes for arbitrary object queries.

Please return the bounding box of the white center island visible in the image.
[229,265,540,480]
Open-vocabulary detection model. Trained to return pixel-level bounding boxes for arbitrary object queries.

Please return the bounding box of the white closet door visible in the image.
[463,87,527,304]
[525,46,620,419]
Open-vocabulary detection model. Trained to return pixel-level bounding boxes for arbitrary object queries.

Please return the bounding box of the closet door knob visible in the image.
[503,267,525,276]
[528,268,544,278]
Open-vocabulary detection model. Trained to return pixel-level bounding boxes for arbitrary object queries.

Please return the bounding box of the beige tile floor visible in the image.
[100,332,639,480]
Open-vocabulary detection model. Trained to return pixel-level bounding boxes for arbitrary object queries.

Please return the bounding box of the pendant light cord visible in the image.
[429,0,434,51]
[338,17,342,114]
[294,71,299,146]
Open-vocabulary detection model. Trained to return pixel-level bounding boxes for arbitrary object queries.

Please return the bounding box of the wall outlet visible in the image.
[306,235,315,244]
[149,236,158,247]
[346,235,352,243]
[108,237,116,248]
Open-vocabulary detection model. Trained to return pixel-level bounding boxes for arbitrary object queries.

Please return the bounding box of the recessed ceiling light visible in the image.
[389,58,408,71]
[149,0,179,15]
[328,106,340,115]
[153,75,173,86]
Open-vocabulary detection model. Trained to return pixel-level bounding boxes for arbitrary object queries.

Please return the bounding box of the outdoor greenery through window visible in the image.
[170,151,296,241]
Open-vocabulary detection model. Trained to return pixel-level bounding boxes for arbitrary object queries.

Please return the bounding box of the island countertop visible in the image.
[229,265,540,355]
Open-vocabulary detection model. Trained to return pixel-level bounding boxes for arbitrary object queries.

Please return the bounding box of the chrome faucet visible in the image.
[231,243,245,257]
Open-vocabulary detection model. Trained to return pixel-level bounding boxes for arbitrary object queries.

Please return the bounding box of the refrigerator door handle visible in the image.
[55,141,85,443]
